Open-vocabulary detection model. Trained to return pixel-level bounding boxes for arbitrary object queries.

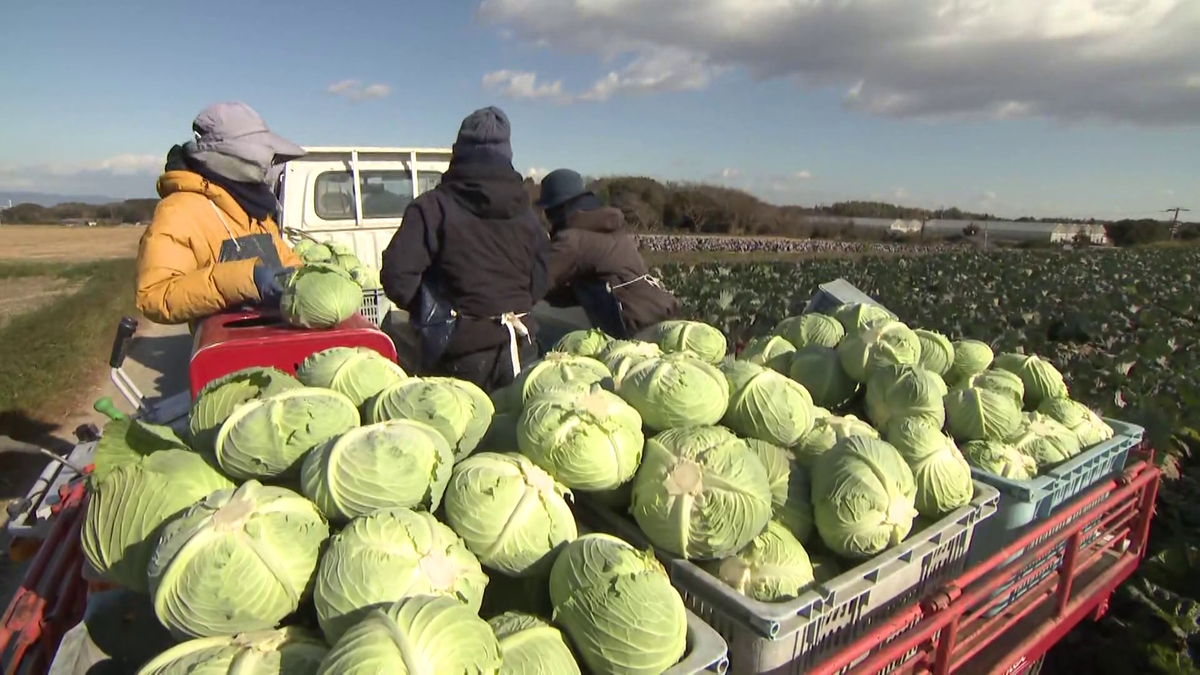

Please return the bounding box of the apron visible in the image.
[211,202,283,268]
[412,277,533,378]
[573,274,666,340]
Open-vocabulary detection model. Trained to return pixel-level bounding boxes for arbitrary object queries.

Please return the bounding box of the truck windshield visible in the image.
[314,169,443,220]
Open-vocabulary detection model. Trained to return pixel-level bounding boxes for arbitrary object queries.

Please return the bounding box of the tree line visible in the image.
[1,199,158,226]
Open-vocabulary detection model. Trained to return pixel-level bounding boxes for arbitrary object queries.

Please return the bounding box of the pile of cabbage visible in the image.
[282,238,381,329]
[529,310,1116,606]
[82,346,691,675]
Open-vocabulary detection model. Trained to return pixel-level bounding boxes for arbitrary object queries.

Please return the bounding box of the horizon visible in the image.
[1,0,1197,221]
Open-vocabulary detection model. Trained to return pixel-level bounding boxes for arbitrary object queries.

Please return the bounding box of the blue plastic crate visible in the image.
[965,418,1144,615]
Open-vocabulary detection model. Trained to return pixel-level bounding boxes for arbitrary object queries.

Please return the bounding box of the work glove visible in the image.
[253,265,296,307]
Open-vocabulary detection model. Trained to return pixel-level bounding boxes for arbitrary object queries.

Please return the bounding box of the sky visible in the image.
[1,0,1198,220]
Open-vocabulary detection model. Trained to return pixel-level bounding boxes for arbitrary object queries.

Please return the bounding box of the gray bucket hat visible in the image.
[184,102,306,184]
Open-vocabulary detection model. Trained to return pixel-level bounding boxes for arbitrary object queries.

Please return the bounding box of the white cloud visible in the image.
[893,187,910,200]
[326,79,392,101]
[525,167,549,182]
[795,170,812,180]
[477,0,1200,125]
[482,71,572,104]
[0,154,162,197]
[719,167,740,179]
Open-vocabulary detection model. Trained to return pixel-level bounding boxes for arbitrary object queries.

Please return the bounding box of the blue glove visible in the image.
[253,265,294,306]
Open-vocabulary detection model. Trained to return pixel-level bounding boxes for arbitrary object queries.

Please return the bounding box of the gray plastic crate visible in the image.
[669,611,731,675]
[575,482,999,675]
[966,418,1144,615]
[359,288,392,326]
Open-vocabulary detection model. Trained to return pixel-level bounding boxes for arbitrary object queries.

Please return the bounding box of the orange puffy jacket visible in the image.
[135,170,300,325]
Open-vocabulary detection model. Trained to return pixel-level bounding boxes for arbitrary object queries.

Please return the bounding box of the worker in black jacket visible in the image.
[380,106,548,392]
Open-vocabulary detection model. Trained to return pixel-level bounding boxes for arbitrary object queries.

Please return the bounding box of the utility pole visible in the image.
[0,199,10,227]
[1165,207,1191,240]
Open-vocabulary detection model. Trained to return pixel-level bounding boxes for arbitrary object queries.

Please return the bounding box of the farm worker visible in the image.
[536,168,680,339]
[380,106,549,392]
[135,102,305,325]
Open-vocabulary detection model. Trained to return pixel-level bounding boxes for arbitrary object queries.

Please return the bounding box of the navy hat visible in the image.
[453,106,513,162]
[535,168,590,209]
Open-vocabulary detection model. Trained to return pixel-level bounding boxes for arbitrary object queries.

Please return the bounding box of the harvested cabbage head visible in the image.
[645,319,728,363]
[617,352,730,430]
[992,353,1069,409]
[549,534,687,675]
[794,414,880,468]
[300,419,455,522]
[812,436,918,558]
[945,340,995,386]
[914,329,955,377]
[739,334,797,372]
[518,386,644,491]
[961,440,1038,480]
[944,387,1023,442]
[317,595,501,675]
[296,241,332,264]
[595,339,663,387]
[83,419,233,594]
[786,345,859,409]
[747,439,813,543]
[500,352,613,412]
[631,426,773,559]
[832,303,893,335]
[349,265,381,290]
[1036,398,1115,448]
[214,387,359,481]
[489,612,582,675]
[366,376,493,460]
[713,520,815,602]
[148,481,330,638]
[553,328,613,357]
[837,319,923,382]
[959,369,1025,409]
[295,346,406,407]
[774,314,845,349]
[1006,412,1082,470]
[720,360,815,447]
[313,508,488,644]
[189,366,302,455]
[865,364,946,430]
[885,418,973,517]
[135,627,328,675]
[281,263,363,329]
[443,452,578,577]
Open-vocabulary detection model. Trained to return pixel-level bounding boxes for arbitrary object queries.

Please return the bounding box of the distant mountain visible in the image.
[0,191,122,207]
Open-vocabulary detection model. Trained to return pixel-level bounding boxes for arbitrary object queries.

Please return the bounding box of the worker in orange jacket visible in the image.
[135,102,306,325]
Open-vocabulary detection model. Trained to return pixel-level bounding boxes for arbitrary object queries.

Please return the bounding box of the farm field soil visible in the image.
[658,246,1200,673]
[0,224,144,262]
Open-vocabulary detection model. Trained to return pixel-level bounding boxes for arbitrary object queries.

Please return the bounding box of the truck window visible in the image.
[314,170,444,221]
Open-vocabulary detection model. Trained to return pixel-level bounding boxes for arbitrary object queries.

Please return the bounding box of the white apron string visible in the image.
[499,312,531,376]
[209,201,240,251]
[611,274,665,291]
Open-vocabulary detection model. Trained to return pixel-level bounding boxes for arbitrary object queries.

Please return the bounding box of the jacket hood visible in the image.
[438,161,531,219]
[563,206,625,234]
[156,170,254,227]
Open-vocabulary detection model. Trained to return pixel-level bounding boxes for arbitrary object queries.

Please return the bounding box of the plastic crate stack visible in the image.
[359,288,392,327]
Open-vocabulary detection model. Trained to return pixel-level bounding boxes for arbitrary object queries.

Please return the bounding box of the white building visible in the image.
[1049,223,1109,245]
[888,219,923,234]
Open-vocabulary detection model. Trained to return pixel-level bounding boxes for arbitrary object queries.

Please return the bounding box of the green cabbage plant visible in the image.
[317,595,501,675]
[1036,397,1115,447]
[148,481,330,638]
[914,329,955,377]
[885,418,974,517]
[135,627,328,675]
[495,352,613,413]
[617,352,729,430]
[214,387,359,481]
[443,452,578,577]
[958,369,1025,409]
[553,328,612,357]
[785,345,859,409]
[644,319,728,363]
[865,364,946,430]
[596,339,663,387]
[794,414,880,468]
[295,346,407,407]
[281,263,363,329]
[747,439,813,543]
[720,360,815,447]
[366,376,493,460]
[549,534,687,675]
[812,436,918,558]
[992,353,1070,409]
[712,520,815,602]
[837,319,923,382]
[1006,412,1082,470]
[944,386,1023,442]
[295,241,332,264]
[300,419,454,522]
[738,334,797,371]
[313,508,488,644]
[961,440,1038,480]
[517,386,643,491]
[945,339,995,386]
[489,612,582,675]
[775,313,846,348]
[83,419,233,594]
[631,426,773,559]
[831,303,894,335]
[189,367,302,455]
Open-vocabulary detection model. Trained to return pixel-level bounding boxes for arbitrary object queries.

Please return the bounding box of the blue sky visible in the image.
[1,0,1197,220]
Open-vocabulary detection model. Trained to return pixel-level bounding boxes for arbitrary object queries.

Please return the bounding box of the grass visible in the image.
[0,258,137,442]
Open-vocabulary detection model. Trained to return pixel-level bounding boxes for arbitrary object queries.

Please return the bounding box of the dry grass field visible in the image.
[0,224,144,262]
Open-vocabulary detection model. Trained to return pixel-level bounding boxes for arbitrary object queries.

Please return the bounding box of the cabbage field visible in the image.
[654,246,1200,674]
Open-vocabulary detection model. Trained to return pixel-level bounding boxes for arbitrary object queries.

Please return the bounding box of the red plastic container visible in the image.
[189,310,397,398]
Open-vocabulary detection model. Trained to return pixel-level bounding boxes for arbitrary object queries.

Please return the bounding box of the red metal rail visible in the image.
[809,455,1161,675]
